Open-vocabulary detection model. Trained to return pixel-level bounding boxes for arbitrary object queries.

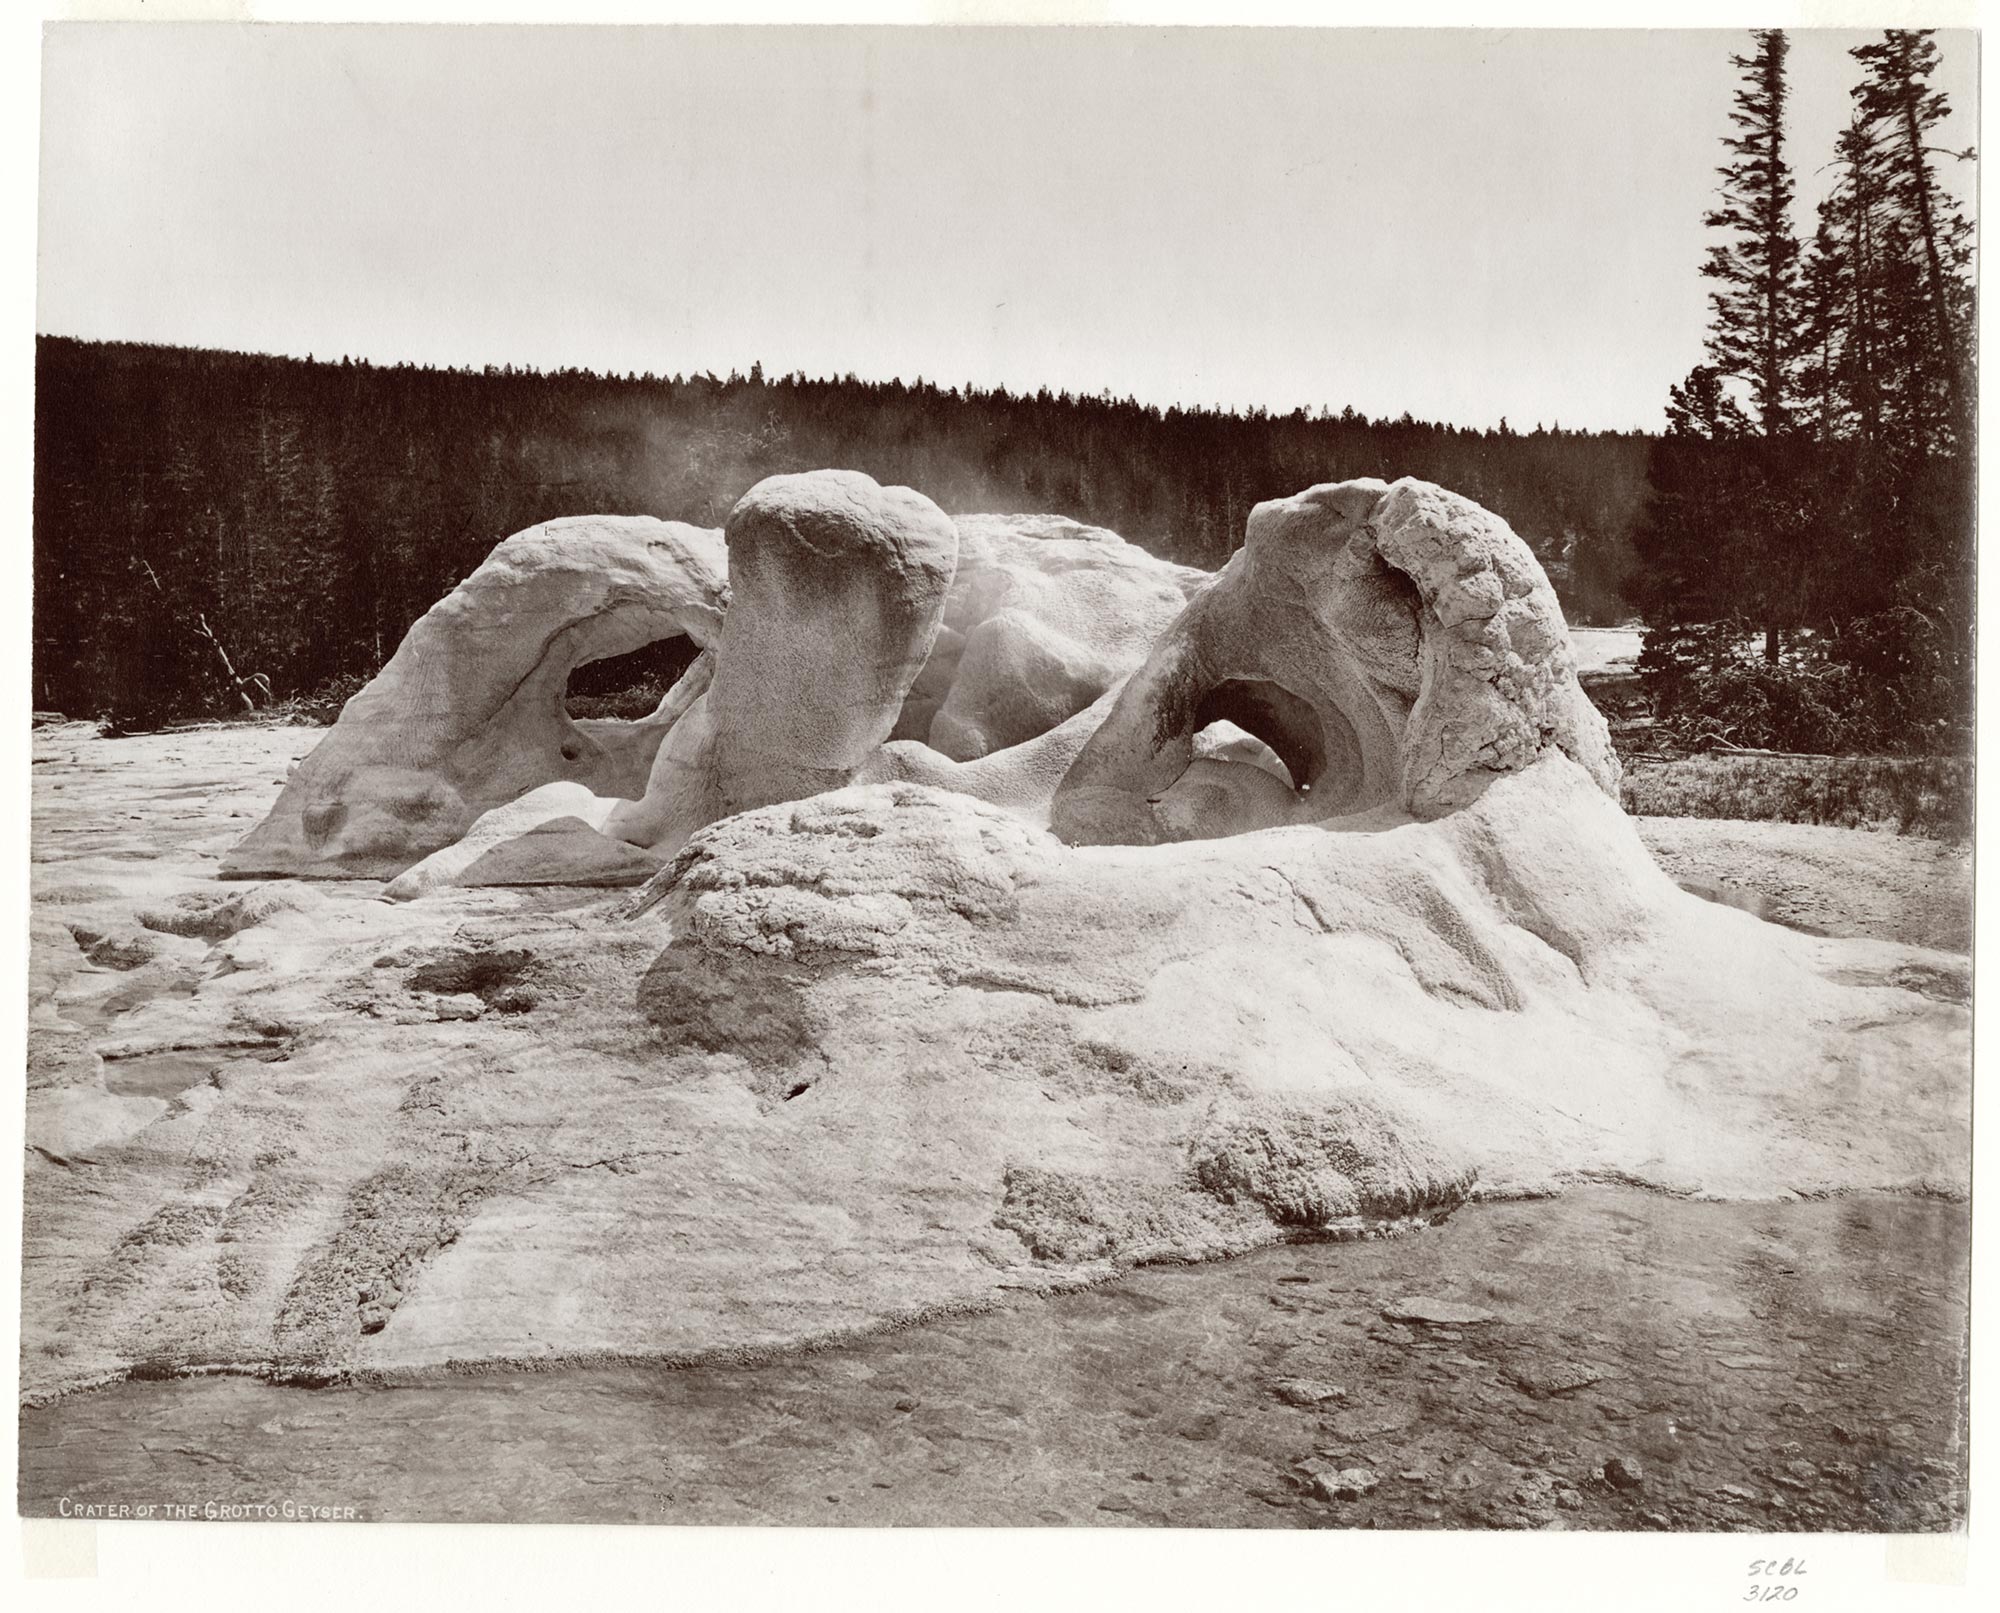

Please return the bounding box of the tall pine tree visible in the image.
[1703,30,1805,436]
[1696,28,1809,660]
[1851,28,1975,451]
[1801,112,1886,447]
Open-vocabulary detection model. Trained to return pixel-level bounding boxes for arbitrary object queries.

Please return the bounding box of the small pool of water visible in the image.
[58,964,284,1102]
[99,1048,241,1100]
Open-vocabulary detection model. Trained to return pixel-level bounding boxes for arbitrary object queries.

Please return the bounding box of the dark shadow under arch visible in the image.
[1187,677,1369,816]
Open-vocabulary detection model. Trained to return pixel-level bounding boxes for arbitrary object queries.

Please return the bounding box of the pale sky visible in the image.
[37,24,1979,431]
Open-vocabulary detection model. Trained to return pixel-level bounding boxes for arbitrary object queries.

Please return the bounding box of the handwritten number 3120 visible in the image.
[1745,1559,1805,1601]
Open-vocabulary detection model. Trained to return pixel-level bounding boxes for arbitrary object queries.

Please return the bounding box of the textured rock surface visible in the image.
[221,475,1601,889]
[857,692,1125,829]
[26,917,166,1159]
[619,765,1963,1213]
[918,514,1205,760]
[21,724,1968,1403]
[928,608,1119,761]
[710,471,959,811]
[1051,478,1617,846]
[607,471,957,856]
[225,516,727,880]
[138,882,329,942]
[857,516,1206,825]
[383,783,660,902]
[1373,480,1619,815]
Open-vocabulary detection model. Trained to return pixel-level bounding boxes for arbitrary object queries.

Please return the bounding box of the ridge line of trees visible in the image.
[34,335,1650,726]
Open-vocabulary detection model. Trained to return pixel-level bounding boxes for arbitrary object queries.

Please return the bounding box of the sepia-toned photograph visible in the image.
[11,2,1980,1573]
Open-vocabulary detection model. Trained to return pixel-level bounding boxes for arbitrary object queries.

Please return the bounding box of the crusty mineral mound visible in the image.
[37,752,1961,1400]
[606,470,957,856]
[915,514,1206,760]
[860,515,1207,823]
[1049,478,1617,846]
[225,516,727,879]
[1374,480,1620,814]
[38,468,1957,1408]
[620,762,1963,1219]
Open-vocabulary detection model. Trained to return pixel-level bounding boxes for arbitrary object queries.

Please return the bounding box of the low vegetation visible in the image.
[563,680,672,723]
[1620,751,1972,841]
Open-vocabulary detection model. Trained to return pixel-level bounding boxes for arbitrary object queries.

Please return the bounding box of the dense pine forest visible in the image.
[33,335,1650,726]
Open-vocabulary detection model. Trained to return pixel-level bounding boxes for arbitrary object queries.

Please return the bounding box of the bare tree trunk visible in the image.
[135,556,270,712]
[1849,154,1879,444]
[1763,90,1784,431]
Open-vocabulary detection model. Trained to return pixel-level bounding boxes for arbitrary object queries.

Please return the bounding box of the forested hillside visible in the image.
[33,336,1649,724]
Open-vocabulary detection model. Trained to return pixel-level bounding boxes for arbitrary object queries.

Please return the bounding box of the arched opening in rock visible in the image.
[1190,680,1326,794]
[564,635,703,722]
[1172,677,1373,821]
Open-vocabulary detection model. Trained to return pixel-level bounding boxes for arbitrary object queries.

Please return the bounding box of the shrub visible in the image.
[1637,609,1971,757]
[288,672,372,727]
[564,678,670,722]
